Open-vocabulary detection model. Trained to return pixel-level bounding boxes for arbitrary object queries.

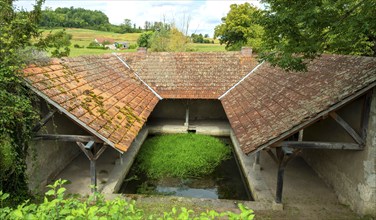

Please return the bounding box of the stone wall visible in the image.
[149,99,227,121]
[302,89,376,216]
[26,102,88,193]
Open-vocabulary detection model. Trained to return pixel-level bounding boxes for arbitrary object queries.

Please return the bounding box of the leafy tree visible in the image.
[137,31,153,48]
[191,33,204,43]
[0,0,71,204]
[259,0,376,71]
[36,30,72,58]
[214,3,264,51]
[0,0,42,204]
[149,26,171,52]
[167,28,190,52]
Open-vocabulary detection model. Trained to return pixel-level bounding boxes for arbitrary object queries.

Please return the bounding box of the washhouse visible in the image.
[23,48,376,216]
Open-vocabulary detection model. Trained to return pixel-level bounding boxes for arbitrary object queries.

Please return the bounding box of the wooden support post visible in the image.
[184,106,189,127]
[361,90,373,142]
[276,152,286,204]
[298,129,304,141]
[76,142,107,194]
[90,160,97,193]
[274,147,301,203]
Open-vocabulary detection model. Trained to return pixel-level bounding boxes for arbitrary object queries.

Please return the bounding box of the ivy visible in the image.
[0,0,72,204]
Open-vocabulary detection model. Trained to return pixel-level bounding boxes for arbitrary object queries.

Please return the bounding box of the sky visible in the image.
[15,0,262,37]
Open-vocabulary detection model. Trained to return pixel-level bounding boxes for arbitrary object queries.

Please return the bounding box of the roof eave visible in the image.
[24,80,122,153]
[245,80,376,156]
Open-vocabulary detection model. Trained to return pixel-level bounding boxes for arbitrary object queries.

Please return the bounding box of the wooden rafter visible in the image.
[329,112,363,145]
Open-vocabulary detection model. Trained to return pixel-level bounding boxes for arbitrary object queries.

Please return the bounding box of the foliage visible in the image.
[214,3,264,52]
[137,31,153,48]
[0,0,42,204]
[0,179,255,219]
[137,134,231,179]
[259,0,376,71]
[0,0,72,204]
[35,30,72,57]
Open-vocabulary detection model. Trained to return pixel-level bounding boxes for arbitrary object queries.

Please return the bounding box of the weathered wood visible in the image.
[32,109,57,132]
[90,160,97,193]
[34,134,101,143]
[276,158,286,203]
[329,112,363,145]
[254,82,376,154]
[24,82,115,149]
[275,148,300,203]
[298,129,304,141]
[76,141,94,160]
[266,148,279,164]
[361,90,373,141]
[278,141,361,150]
[94,144,108,160]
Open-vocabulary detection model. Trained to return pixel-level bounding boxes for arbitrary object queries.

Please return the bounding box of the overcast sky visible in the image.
[15,0,262,37]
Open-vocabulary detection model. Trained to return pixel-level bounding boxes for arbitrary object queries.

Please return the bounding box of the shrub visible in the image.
[137,134,231,179]
[0,179,255,219]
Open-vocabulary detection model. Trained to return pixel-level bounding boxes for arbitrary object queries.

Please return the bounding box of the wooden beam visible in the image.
[265,148,279,164]
[34,134,102,143]
[278,141,361,150]
[94,144,108,160]
[32,109,57,132]
[329,112,363,145]
[253,81,376,155]
[361,90,373,141]
[76,142,94,160]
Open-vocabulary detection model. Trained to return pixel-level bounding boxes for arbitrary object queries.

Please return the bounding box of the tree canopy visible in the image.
[260,0,376,71]
[214,3,264,52]
[215,0,376,71]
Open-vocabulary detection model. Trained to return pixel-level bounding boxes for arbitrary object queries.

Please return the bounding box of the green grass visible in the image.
[41,28,226,56]
[189,43,226,52]
[40,28,140,57]
[137,134,231,179]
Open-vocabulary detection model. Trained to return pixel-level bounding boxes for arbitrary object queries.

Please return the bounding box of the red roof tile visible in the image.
[118,52,258,99]
[221,55,376,154]
[23,55,159,152]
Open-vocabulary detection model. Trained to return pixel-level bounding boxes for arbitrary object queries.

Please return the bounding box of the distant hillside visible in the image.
[42,28,225,57]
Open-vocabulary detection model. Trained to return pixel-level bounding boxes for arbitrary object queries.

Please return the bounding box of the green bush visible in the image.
[0,179,255,219]
[137,134,231,179]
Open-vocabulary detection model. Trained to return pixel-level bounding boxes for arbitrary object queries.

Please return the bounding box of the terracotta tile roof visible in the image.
[23,55,159,152]
[118,52,258,99]
[221,55,376,154]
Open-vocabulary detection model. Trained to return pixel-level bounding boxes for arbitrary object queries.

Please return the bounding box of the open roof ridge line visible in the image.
[218,61,265,100]
[112,53,163,100]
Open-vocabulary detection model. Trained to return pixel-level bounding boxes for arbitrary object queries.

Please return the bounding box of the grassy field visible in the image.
[41,28,226,57]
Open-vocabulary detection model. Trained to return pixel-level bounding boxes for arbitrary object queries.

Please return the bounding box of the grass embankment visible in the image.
[41,28,226,56]
[137,134,231,179]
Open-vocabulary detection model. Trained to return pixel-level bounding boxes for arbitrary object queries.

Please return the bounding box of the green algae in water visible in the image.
[137,134,231,179]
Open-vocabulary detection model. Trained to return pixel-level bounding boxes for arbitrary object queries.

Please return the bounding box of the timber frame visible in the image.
[264,90,373,203]
[32,106,108,193]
